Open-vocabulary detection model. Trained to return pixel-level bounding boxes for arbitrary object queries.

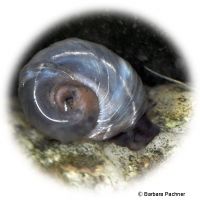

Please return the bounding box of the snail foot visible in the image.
[110,114,160,151]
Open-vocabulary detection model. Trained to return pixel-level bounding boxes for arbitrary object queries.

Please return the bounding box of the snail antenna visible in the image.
[144,65,191,90]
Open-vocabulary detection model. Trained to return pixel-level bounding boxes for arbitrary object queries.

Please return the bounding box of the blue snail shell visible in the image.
[18,38,147,143]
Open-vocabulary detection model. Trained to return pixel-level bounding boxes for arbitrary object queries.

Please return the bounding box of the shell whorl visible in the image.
[19,38,147,143]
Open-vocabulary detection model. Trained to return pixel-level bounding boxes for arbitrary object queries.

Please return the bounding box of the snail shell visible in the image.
[18,38,147,143]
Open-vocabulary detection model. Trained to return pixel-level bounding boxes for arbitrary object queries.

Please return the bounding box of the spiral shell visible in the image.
[19,38,147,143]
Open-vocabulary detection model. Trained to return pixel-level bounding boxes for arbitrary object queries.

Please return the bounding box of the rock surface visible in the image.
[10,84,192,189]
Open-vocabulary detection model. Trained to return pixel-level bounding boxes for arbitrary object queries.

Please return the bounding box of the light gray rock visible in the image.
[10,84,192,189]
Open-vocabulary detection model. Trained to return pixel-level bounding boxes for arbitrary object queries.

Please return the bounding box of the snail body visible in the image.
[19,38,158,150]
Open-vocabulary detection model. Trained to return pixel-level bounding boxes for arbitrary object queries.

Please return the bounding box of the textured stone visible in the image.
[10,84,192,189]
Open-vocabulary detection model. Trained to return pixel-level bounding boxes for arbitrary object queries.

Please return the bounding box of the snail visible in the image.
[18,38,160,151]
